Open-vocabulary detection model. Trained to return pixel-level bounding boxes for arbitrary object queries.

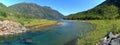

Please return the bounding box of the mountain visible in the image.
[9,2,64,19]
[64,0,120,20]
[0,3,33,20]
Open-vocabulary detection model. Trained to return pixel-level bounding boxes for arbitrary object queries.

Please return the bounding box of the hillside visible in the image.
[0,3,59,36]
[64,0,120,20]
[0,3,29,19]
[9,2,64,19]
[0,3,59,28]
[0,3,39,24]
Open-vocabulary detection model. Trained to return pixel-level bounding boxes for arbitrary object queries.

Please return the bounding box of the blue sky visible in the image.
[0,0,105,16]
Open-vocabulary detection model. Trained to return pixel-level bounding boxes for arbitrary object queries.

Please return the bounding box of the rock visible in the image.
[0,20,27,36]
[111,38,120,45]
[0,30,4,35]
[96,32,120,45]
[25,39,32,44]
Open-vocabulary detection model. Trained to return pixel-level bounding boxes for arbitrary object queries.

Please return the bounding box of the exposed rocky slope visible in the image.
[9,2,64,19]
[0,20,27,35]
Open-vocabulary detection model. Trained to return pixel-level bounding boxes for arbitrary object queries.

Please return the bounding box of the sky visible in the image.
[0,0,105,16]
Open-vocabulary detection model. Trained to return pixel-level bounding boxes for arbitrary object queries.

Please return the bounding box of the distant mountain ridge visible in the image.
[9,2,64,19]
[64,0,120,20]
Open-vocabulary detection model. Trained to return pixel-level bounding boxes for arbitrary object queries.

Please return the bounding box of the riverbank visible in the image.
[0,20,27,36]
[23,19,58,29]
[77,20,120,45]
[14,18,63,31]
[0,19,61,36]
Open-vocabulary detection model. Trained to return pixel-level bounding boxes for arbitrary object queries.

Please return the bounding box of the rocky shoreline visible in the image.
[0,20,64,36]
[96,32,120,45]
[0,20,27,36]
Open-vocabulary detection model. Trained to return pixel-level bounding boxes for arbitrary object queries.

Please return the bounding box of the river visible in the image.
[2,20,93,45]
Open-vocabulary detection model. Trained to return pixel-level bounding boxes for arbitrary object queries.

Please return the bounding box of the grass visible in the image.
[0,16,58,29]
[14,18,58,29]
[77,20,120,45]
[22,19,58,30]
[22,19,57,27]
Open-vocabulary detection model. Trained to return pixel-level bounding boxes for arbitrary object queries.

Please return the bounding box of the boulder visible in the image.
[96,32,120,45]
[25,39,32,44]
[0,20,27,36]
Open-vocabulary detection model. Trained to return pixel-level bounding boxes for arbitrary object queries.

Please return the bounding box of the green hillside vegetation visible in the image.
[64,0,120,20]
[0,3,36,19]
[0,3,57,28]
[9,2,64,19]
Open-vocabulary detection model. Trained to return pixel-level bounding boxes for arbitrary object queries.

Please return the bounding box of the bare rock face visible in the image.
[0,20,27,35]
[96,32,120,45]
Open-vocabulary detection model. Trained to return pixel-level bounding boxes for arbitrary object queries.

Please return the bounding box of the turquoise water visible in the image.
[2,20,93,45]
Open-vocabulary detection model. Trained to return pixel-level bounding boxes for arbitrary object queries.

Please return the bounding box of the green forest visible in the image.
[64,0,120,20]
